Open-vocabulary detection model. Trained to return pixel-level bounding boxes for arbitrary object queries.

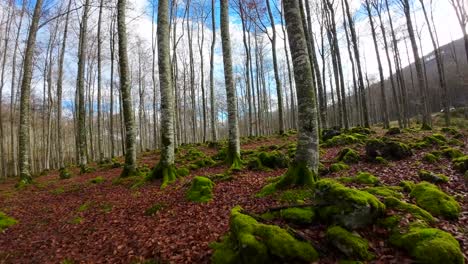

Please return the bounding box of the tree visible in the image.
[449,0,468,63]
[220,0,241,169]
[76,0,91,172]
[279,0,319,186]
[209,0,217,141]
[118,0,138,177]
[18,0,44,184]
[149,0,178,187]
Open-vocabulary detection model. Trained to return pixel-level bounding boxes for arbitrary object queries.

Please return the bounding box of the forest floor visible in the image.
[0,124,467,264]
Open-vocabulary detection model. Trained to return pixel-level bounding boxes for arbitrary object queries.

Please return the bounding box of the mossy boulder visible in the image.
[59,167,72,179]
[399,180,415,192]
[250,151,289,170]
[410,182,460,219]
[323,134,366,147]
[337,148,360,164]
[374,156,389,165]
[390,226,464,264]
[349,126,372,135]
[384,197,434,224]
[330,162,350,172]
[418,169,448,183]
[89,176,105,184]
[453,155,468,173]
[315,179,385,229]
[263,207,316,225]
[211,206,318,264]
[186,176,215,203]
[422,153,439,164]
[176,167,190,177]
[423,133,447,146]
[322,128,341,141]
[0,212,17,232]
[340,172,379,185]
[327,226,374,260]
[365,138,412,160]
[441,147,463,159]
[364,186,403,199]
[385,127,401,135]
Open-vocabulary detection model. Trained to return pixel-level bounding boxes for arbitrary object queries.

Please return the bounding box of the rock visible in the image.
[327,226,374,260]
[322,128,341,141]
[410,182,460,219]
[418,169,448,183]
[186,176,215,202]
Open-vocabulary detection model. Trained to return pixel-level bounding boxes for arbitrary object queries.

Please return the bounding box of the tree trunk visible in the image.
[18,0,44,184]
[209,0,217,141]
[280,0,319,186]
[220,0,241,168]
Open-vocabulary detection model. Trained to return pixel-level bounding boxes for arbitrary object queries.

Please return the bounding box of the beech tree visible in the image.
[279,0,319,186]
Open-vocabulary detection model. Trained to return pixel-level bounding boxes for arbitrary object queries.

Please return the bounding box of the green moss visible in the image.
[89,176,105,184]
[375,156,389,165]
[441,147,463,159]
[418,169,449,183]
[350,126,372,135]
[377,215,402,230]
[390,226,464,264]
[59,167,72,179]
[228,153,243,172]
[354,172,379,185]
[326,226,374,260]
[323,134,365,147]
[256,181,280,198]
[69,216,83,224]
[337,148,360,164]
[176,167,190,177]
[399,180,415,192]
[186,176,215,203]
[330,162,350,172]
[147,163,178,189]
[145,203,165,216]
[279,188,314,203]
[386,127,401,135]
[51,187,65,194]
[384,197,434,223]
[211,206,318,264]
[279,207,315,225]
[78,201,93,212]
[452,155,468,173]
[364,186,403,199]
[247,151,289,171]
[423,134,447,146]
[315,179,385,229]
[422,153,439,164]
[0,212,18,231]
[410,182,460,219]
[365,138,412,160]
[194,157,217,168]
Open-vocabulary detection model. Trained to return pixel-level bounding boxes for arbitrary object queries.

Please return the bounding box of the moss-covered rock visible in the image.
[211,206,318,264]
[375,156,389,165]
[384,197,434,223]
[441,148,462,160]
[0,212,17,232]
[410,182,460,219]
[330,162,350,172]
[176,167,190,177]
[365,138,412,160]
[278,207,316,225]
[423,133,447,146]
[337,148,360,164]
[453,155,468,173]
[422,153,439,164]
[322,134,366,147]
[279,188,314,203]
[315,179,385,229]
[89,176,105,184]
[390,226,464,264]
[327,226,374,260]
[364,186,403,199]
[339,172,379,185]
[399,180,415,192]
[186,176,215,203]
[248,151,289,171]
[350,126,372,135]
[418,169,449,183]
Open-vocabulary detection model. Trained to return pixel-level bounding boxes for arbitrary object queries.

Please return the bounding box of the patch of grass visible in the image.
[0,211,18,231]
[69,216,84,224]
[78,201,93,212]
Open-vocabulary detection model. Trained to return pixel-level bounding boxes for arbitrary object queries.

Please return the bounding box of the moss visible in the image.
[70,216,83,224]
[89,176,105,184]
[364,186,403,199]
[59,167,72,179]
[147,163,178,189]
[176,167,190,177]
[390,226,463,264]
[211,206,318,264]
[350,126,372,135]
[337,148,360,164]
[377,215,402,230]
[418,169,449,183]
[423,134,447,146]
[452,155,468,173]
[410,182,460,219]
[326,226,374,260]
[338,261,364,264]
[186,176,215,203]
[323,134,365,147]
[257,181,280,198]
[330,162,350,172]
[399,180,415,192]
[0,211,18,232]
[441,147,463,159]
[315,179,385,229]
[248,151,289,171]
[228,153,243,172]
[194,157,217,168]
[51,187,65,194]
[279,207,315,225]
[422,153,439,164]
[145,203,165,216]
[279,188,314,203]
[276,161,318,188]
[354,172,379,185]
[375,156,389,165]
[78,201,93,212]
[384,197,434,223]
